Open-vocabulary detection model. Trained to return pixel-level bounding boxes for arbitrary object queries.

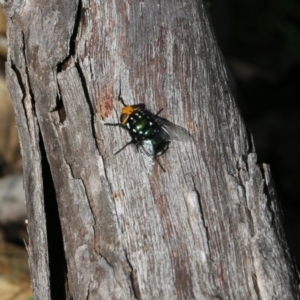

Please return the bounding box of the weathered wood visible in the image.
[1,0,299,299]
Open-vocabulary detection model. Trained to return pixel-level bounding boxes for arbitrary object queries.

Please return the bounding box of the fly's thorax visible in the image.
[120,104,144,124]
[124,111,158,138]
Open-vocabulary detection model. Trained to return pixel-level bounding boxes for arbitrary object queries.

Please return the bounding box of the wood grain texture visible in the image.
[1,0,299,299]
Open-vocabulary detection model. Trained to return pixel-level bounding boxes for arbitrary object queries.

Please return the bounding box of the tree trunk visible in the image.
[2,0,299,299]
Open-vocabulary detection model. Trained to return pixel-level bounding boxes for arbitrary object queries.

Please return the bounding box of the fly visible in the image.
[105,97,190,172]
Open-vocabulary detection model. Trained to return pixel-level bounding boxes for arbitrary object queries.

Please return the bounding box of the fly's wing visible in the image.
[138,141,155,173]
[155,117,191,142]
[139,140,155,157]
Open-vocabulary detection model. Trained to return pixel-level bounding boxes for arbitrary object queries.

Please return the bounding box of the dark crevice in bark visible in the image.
[86,281,91,300]
[80,178,97,253]
[75,61,99,152]
[125,251,140,300]
[258,165,281,241]
[10,60,25,96]
[64,158,76,180]
[246,128,255,155]
[69,0,81,57]
[22,31,36,117]
[57,0,82,72]
[262,174,277,230]
[39,132,67,300]
[252,273,262,300]
[10,59,26,115]
[52,79,67,124]
[193,186,211,253]
[100,160,122,232]
[51,94,67,123]
[10,36,30,128]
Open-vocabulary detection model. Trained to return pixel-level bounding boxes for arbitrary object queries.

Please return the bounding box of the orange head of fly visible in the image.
[120,104,143,124]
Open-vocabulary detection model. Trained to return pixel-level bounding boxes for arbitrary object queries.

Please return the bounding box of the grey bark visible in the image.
[1,0,299,299]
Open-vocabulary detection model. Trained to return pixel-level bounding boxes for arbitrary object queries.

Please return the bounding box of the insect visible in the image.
[105,97,190,172]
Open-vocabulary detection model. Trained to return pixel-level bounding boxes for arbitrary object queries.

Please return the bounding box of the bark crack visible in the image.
[86,280,91,300]
[79,177,97,251]
[75,61,99,152]
[22,31,36,117]
[10,31,36,136]
[192,179,212,259]
[80,170,125,294]
[125,251,140,300]
[51,90,67,124]
[10,59,26,114]
[39,130,67,299]
[260,164,277,227]
[246,128,256,154]
[57,0,82,72]
[69,0,82,57]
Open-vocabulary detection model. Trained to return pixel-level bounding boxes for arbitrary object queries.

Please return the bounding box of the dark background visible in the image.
[210,0,300,269]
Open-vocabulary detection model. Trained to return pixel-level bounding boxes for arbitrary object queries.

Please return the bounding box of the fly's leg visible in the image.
[104,123,133,154]
[114,141,134,155]
[118,95,128,107]
[155,108,163,116]
[105,122,124,127]
[154,156,166,172]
